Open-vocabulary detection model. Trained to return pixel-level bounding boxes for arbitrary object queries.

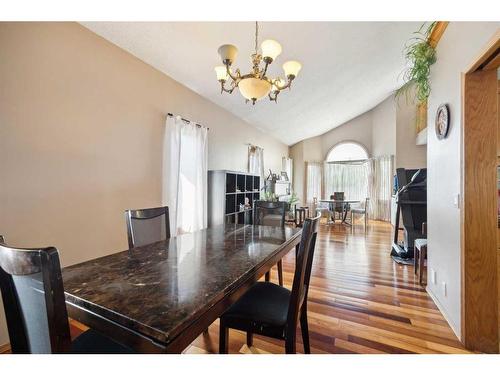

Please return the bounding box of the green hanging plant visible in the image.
[395,22,437,104]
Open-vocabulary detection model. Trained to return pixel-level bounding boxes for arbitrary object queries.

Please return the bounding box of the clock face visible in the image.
[435,104,450,140]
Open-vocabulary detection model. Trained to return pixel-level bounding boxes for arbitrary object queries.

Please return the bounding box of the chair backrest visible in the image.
[0,237,72,353]
[363,197,370,210]
[286,215,320,334]
[329,192,344,211]
[333,192,344,200]
[125,206,171,249]
[253,200,286,228]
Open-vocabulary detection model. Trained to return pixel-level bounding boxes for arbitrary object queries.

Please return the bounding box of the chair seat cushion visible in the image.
[71,329,135,354]
[222,282,291,328]
[414,239,428,249]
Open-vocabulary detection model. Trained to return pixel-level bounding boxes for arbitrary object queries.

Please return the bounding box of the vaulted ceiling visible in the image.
[81,22,419,145]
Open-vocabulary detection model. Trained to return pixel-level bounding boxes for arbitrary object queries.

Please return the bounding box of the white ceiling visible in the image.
[81,22,420,145]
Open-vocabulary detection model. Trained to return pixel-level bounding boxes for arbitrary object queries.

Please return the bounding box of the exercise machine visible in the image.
[391,168,427,265]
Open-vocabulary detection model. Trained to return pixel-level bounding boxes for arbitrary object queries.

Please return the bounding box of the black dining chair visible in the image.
[329,192,345,222]
[125,206,170,249]
[0,236,135,353]
[219,214,320,354]
[253,200,286,286]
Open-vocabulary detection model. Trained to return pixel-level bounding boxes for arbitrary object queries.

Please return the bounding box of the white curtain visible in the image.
[248,145,264,186]
[282,157,293,183]
[162,115,208,235]
[305,162,322,204]
[367,155,394,221]
[323,162,369,201]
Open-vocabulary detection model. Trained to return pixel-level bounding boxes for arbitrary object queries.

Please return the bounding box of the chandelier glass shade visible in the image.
[214,22,302,104]
[238,77,272,101]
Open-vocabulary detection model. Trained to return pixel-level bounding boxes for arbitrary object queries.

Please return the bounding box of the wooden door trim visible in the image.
[465,30,500,73]
[461,30,500,353]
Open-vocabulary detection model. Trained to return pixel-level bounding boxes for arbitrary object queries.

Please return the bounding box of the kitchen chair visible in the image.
[0,236,135,353]
[315,201,330,221]
[219,214,320,354]
[329,192,348,222]
[254,200,286,286]
[350,197,369,230]
[414,222,428,285]
[125,206,170,248]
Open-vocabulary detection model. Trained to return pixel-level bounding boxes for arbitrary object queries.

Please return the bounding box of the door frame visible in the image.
[461,30,500,353]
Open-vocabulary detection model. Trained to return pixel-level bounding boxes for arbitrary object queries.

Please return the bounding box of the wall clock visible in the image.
[435,104,450,140]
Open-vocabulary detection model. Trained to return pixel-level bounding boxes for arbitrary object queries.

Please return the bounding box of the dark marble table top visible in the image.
[62,224,301,347]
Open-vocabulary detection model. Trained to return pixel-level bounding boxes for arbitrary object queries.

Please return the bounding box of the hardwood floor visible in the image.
[188,220,469,354]
[1,220,469,354]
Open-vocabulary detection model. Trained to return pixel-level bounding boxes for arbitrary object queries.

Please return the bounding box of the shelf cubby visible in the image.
[226,173,236,193]
[208,170,262,227]
[245,176,253,192]
[236,174,246,192]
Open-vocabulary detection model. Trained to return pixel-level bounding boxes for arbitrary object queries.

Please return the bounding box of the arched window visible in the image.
[326,142,368,162]
[323,141,369,203]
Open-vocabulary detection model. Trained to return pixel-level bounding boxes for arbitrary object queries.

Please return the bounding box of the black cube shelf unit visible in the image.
[208,170,261,226]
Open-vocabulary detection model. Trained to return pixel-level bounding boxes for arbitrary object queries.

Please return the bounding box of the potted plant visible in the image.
[395,22,437,104]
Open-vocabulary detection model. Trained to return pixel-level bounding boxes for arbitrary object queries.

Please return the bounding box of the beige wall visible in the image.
[372,96,396,158]
[395,96,426,169]
[290,112,373,204]
[291,91,429,204]
[370,92,426,169]
[0,22,288,345]
[320,111,373,159]
[426,22,500,337]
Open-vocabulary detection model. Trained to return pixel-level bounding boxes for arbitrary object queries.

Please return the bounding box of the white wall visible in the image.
[0,22,288,346]
[426,22,500,337]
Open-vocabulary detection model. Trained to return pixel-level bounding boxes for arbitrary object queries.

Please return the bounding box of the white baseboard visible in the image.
[426,286,461,340]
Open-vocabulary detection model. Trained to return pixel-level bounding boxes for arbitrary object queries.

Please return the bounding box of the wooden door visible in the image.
[462,62,499,353]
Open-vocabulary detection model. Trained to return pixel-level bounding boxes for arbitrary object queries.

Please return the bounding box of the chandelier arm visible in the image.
[274,77,294,91]
[268,91,279,102]
[260,61,270,79]
[224,63,241,82]
[220,80,236,94]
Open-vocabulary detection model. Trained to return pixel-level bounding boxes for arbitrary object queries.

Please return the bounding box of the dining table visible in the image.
[62,223,302,353]
[319,199,360,225]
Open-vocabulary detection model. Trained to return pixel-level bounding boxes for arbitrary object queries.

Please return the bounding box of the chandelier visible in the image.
[214,22,302,105]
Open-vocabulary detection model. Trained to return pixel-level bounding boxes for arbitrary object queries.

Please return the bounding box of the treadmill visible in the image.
[391,168,427,265]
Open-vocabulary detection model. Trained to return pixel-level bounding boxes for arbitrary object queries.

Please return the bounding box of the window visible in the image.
[324,142,369,201]
[326,142,368,162]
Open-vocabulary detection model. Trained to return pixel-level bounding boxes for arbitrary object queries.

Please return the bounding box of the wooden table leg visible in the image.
[419,246,427,285]
[414,247,419,275]
[277,260,283,286]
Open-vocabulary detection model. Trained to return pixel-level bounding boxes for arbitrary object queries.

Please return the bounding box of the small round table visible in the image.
[319,199,360,226]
